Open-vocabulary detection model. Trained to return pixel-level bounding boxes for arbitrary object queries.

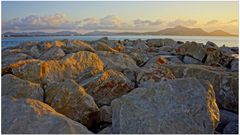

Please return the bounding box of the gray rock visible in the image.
[223,120,238,134]
[111,78,220,134]
[45,79,100,128]
[176,41,206,61]
[39,46,65,60]
[230,59,238,72]
[100,106,112,123]
[79,69,134,106]
[147,38,177,47]
[183,56,202,64]
[98,126,112,134]
[163,64,238,112]
[2,96,92,134]
[216,109,238,133]
[2,74,43,101]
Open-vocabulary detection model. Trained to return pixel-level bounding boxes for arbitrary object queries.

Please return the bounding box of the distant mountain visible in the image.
[2,26,236,37]
[144,25,235,36]
[3,31,81,37]
[209,30,234,36]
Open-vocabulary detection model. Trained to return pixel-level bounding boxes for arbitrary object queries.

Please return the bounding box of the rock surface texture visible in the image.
[111,78,220,134]
[2,96,92,134]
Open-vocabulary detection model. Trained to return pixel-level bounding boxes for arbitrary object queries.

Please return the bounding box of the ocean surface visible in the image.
[1,35,239,48]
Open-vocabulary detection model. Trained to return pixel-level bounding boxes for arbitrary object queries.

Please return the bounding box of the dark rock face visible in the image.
[216,109,238,133]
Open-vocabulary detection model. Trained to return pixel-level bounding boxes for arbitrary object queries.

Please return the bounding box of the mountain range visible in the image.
[2,25,237,37]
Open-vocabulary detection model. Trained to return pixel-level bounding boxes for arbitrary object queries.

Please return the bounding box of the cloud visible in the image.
[205,20,219,25]
[80,15,129,30]
[133,19,162,27]
[2,13,77,31]
[167,19,197,27]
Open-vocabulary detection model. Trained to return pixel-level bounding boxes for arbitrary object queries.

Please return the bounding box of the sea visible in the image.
[1,35,239,48]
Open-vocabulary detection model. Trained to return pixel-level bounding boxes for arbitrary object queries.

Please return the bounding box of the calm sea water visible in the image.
[1,35,239,48]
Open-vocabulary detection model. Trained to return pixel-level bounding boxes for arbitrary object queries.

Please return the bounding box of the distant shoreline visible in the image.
[2,34,238,38]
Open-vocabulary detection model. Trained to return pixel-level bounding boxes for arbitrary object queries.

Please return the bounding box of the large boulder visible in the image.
[92,40,118,52]
[62,40,95,53]
[27,42,53,58]
[96,51,138,71]
[79,69,134,106]
[2,52,32,68]
[111,78,220,133]
[146,38,177,47]
[45,79,100,128]
[137,66,176,87]
[2,74,43,101]
[176,41,206,61]
[39,46,65,60]
[12,51,104,84]
[163,64,238,112]
[2,59,40,75]
[2,96,92,134]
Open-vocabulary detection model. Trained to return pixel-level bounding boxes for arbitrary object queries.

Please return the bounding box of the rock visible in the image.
[17,41,39,51]
[147,38,177,47]
[12,51,104,84]
[223,120,238,134]
[79,69,134,106]
[176,41,206,61]
[100,106,112,123]
[108,40,125,52]
[230,59,238,72]
[53,40,67,47]
[111,78,220,133]
[128,52,149,66]
[219,46,236,56]
[45,79,100,128]
[93,41,118,52]
[163,56,183,64]
[2,52,32,68]
[2,59,40,75]
[163,64,238,112]
[143,55,169,68]
[2,74,43,101]
[204,49,221,65]
[183,56,202,64]
[96,51,138,72]
[12,60,42,83]
[206,41,219,50]
[98,126,112,134]
[137,66,176,86]
[215,109,238,133]
[39,46,65,60]
[2,96,92,134]
[27,42,53,58]
[63,40,95,53]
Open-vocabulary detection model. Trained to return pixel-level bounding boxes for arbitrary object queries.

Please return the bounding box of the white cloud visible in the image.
[205,20,219,25]
[133,19,162,27]
[167,19,197,27]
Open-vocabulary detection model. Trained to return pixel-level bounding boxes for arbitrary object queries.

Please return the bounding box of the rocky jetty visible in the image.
[2,37,238,134]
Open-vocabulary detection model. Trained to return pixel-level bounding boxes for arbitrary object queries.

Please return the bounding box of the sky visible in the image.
[2,1,239,34]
